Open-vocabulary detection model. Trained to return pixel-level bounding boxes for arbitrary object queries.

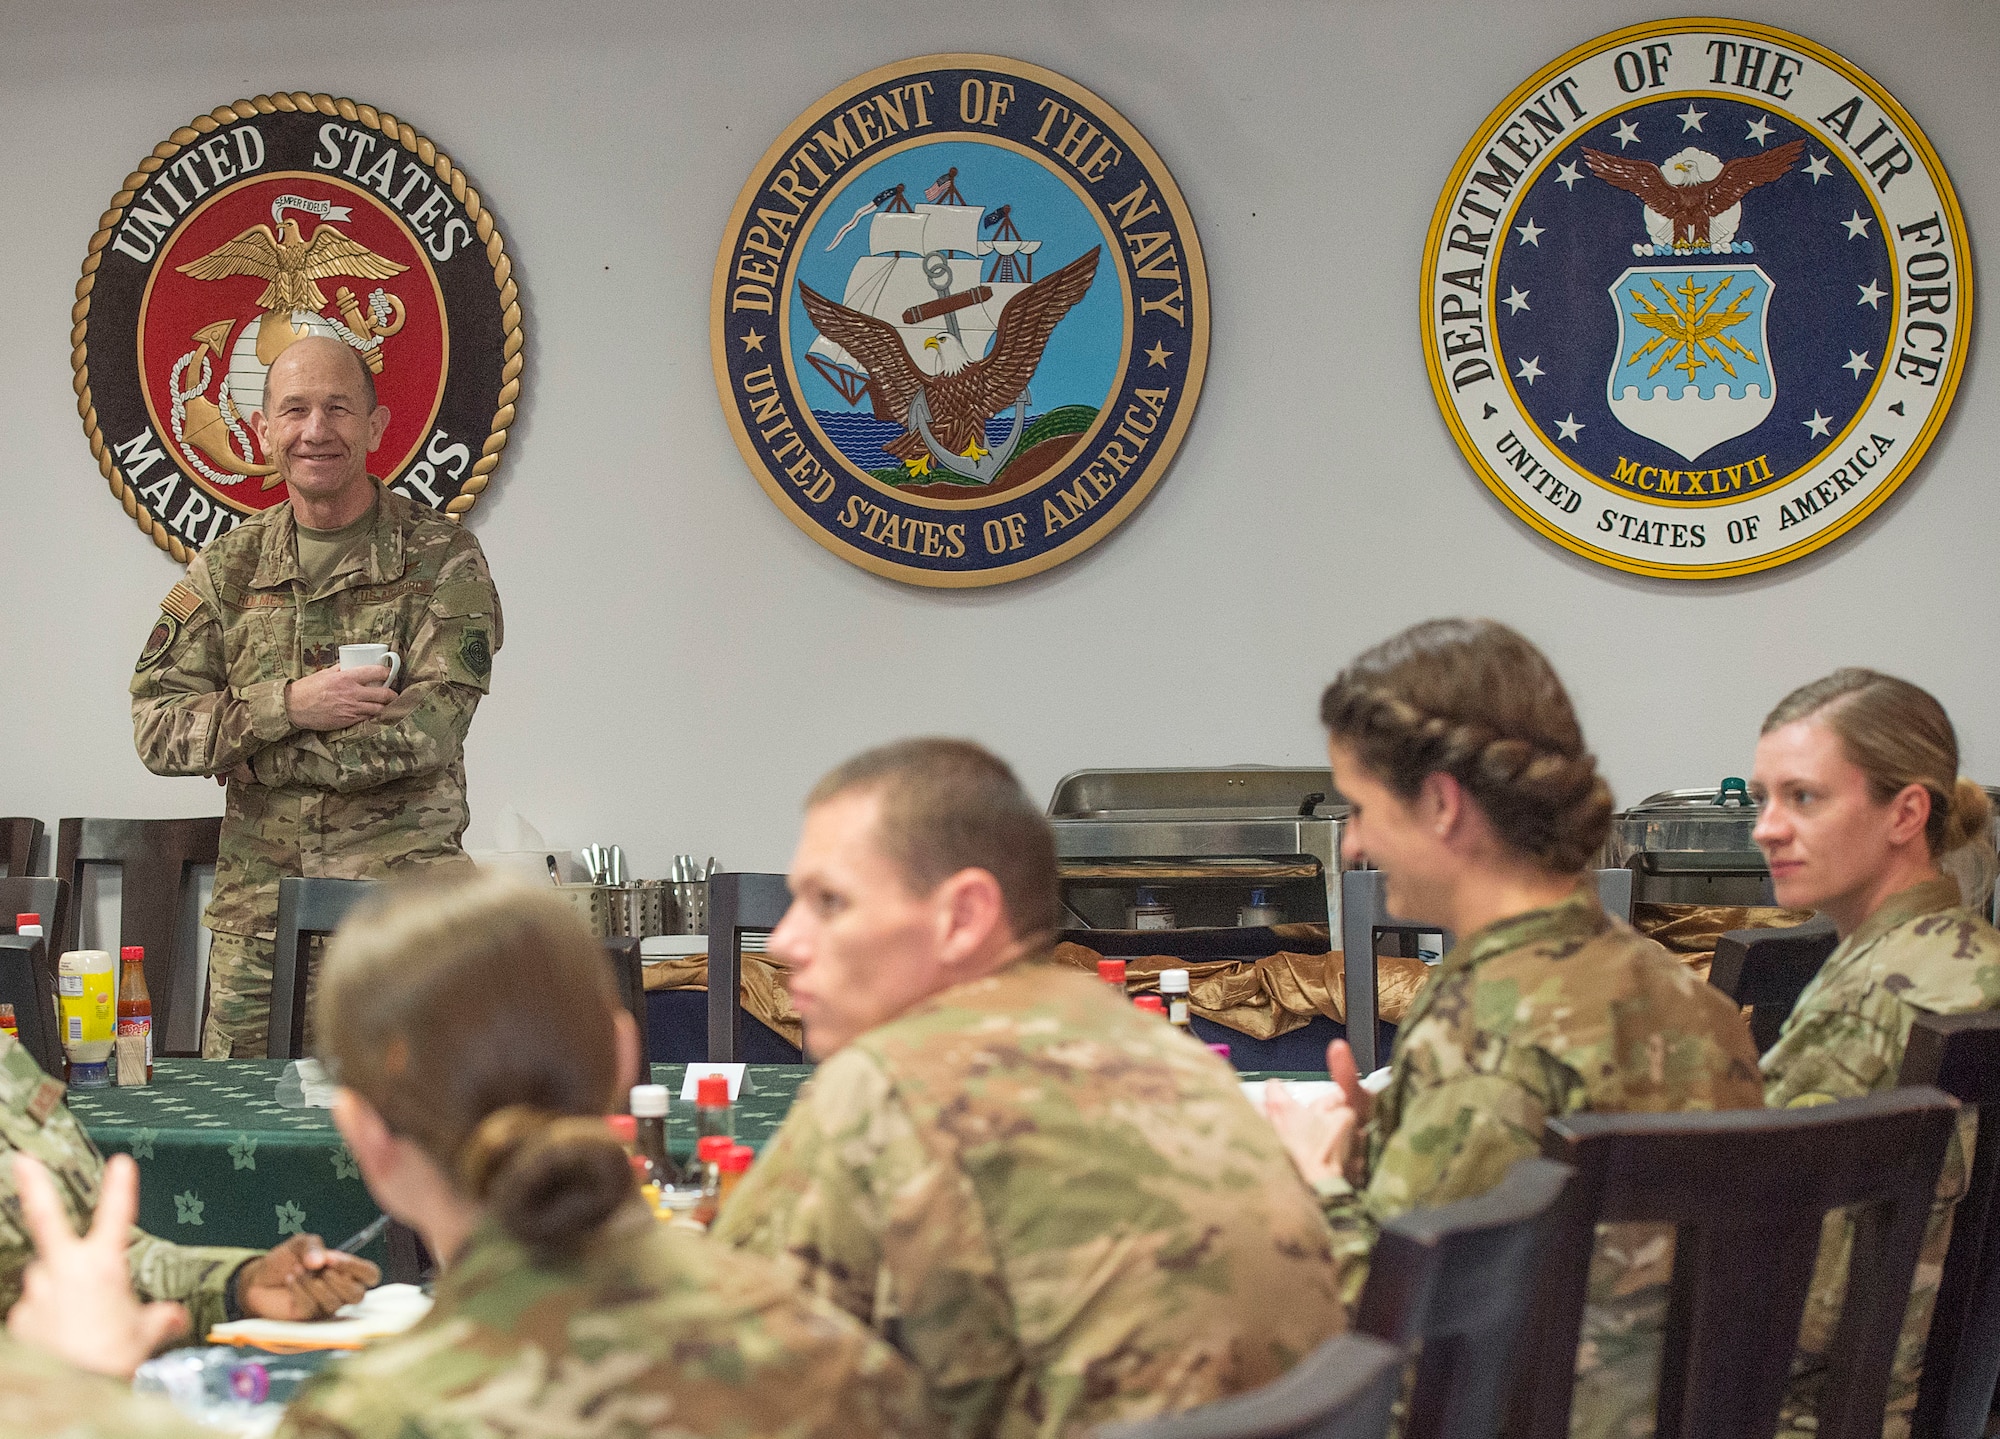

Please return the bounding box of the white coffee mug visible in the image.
[337,643,402,687]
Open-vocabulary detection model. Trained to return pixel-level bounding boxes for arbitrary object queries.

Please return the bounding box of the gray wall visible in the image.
[4,0,1993,877]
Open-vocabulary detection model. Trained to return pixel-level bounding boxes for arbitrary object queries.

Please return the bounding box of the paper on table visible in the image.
[206,1283,433,1352]
[680,1062,746,1102]
[1239,1080,1340,1116]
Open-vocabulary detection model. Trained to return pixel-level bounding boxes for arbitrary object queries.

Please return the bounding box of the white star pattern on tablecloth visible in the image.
[1843,350,1875,378]
[1516,356,1545,385]
[1556,413,1585,442]
[1803,411,1833,438]
[1614,119,1640,149]
[1504,286,1531,314]
[1746,116,1774,145]
[1515,218,1544,247]
[1555,161,1583,190]
[1842,211,1873,240]
[275,1201,306,1237]
[1856,279,1885,309]
[1679,104,1707,132]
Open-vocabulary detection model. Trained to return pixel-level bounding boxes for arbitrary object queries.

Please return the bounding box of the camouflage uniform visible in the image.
[1762,876,2000,1439]
[277,1210,937,1439]
[711,959,1345,1439]
[0,1333,210,1439]
[0,1031,259,1338]
[130,483,500,1056]
[1321,886,1764,1439]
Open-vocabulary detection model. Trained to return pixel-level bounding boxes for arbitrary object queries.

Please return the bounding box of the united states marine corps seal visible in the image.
[74,93,524,562]
[714,55,1207,586]
[1423,21,1970,579]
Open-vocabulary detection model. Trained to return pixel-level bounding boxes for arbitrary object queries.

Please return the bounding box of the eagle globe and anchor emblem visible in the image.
[1422,20,1971,580]
[714,55,1208,587]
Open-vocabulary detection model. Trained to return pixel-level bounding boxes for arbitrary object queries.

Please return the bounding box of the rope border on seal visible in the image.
[72,92,524,564]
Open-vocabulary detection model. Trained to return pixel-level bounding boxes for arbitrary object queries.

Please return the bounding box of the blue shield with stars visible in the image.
[1605,263,1775,461]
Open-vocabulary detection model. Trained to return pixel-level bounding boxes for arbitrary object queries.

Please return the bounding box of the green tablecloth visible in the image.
[71,1061,1312,1256]
[70,1062,816,1257]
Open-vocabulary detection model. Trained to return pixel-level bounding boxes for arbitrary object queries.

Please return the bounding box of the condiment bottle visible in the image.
[1096,958,1127,989]
[695,1074,734,1143]
[690,1135,731,1226]
[117,946,153,1084]
[1159,969,1191,1030]
[57,950,116,1088]
[630,1084,677,1187]
[1132,994,1165,1017]
[718,1143,753,1210]
[15,915,42,940]
[606,1113,639,1176]
[0,1005,17,1040]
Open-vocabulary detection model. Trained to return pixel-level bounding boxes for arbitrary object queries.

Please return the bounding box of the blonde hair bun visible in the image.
[1944,777,1996,854]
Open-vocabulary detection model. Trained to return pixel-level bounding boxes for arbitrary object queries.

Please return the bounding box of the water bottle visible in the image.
[135,1346,324,1419]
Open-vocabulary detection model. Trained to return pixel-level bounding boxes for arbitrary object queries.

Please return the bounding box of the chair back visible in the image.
[0,878,65,940]
[0,818,43,878]
[1340,869,1635,1073]
[0,935,64,1077]
[268,876,376,1059]
[1512,1088,1960,1439]
[1707,917,1839,1051]
[705,872,791,1064]
[1355,1156,1576,1439]
[1901,1012,2000,1439]
[1090,1331,1405,1439]
[601,936,652,1068]
[54,817,221,1057]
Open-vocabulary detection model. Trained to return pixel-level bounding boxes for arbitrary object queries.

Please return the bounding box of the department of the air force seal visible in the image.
[713,56,1207,586]
[1422,21,1970,579]
[74,94,524,562]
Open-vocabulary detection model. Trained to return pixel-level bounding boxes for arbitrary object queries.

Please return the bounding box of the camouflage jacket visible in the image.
[0,1032,258,1338]
[1322,886,1764,1439]
[0,1333,210,1439]
[130,483,500,937]
[711,959,1345,1439]
[1762,876,2000,1439]
[278,1209,937,1439]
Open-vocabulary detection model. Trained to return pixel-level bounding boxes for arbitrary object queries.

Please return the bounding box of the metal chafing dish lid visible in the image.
[1048,767,1346,822]
[1610,779,1764,872]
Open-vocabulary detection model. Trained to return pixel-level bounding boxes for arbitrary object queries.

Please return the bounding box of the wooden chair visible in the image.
[1090,1331,1405,1439]
[1901,1012,2000,1439]
[601,936,652,1069]
[268,876,376,1060]
[1354,1156,1576,1439]
[1511,1087,1960,1439]
[0,818,43,878]
[1341,869,1636,1072]
[705,872,792,1064]
[1707,917,1839,1052]
[0,933,65,1077]
[54,817,221,1057]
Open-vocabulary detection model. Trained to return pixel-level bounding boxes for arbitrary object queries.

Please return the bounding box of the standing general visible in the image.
[131,335,501,1057]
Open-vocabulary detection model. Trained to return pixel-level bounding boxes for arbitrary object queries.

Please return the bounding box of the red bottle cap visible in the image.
[15,915,38,928]
[1133,994,1165,1015]
[604,1114,637,1143]
[697,1074,730,1106]
[1096,959,1127,984]
[720,1143,753,1173]
[696,1134,733,1162]
[121,946,144,961]
[629,1154,653,1182]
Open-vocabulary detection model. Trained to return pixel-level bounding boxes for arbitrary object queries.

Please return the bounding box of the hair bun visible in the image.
[461,1106,634,1262]
[1943,777,1996,854]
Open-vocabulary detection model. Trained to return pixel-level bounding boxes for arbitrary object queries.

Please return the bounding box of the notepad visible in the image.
[206,1283,432,1352]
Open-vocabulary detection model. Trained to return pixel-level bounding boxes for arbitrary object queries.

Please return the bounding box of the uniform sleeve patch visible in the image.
[459,628,492,682]
[136,614,180,671]
[160,580,203,624]
[25,1078,65,1124]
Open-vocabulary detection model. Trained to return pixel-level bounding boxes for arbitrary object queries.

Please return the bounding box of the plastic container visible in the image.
[691,1134,732,1226]
[135,1345,330,1419]
[14,915,41,939]
[1096,958,1127,988]
[117,945,152,1085]
[57,950,116,1087]
[1237,888,1284,927]
[696,1074,734,1143]
[1132,994,1165,1017]
[1159,969,1191,1029]
[718,1142,753,1209]
[630,1084,676,1187]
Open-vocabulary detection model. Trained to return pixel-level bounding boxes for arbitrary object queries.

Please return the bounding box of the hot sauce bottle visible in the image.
[116,946,153,1084]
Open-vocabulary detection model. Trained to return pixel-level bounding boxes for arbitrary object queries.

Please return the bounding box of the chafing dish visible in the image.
[1605,779,1772,905]
[1047,767,1349,938]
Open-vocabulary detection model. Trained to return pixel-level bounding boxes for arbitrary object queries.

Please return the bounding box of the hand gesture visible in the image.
[286,664,395,731]
[235,1233,380,1320]
[5,1152,189,1378]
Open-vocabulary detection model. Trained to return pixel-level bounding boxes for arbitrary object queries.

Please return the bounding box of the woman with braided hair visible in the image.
[1266,618,1762,1439]
[1750,670,2000,1439]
